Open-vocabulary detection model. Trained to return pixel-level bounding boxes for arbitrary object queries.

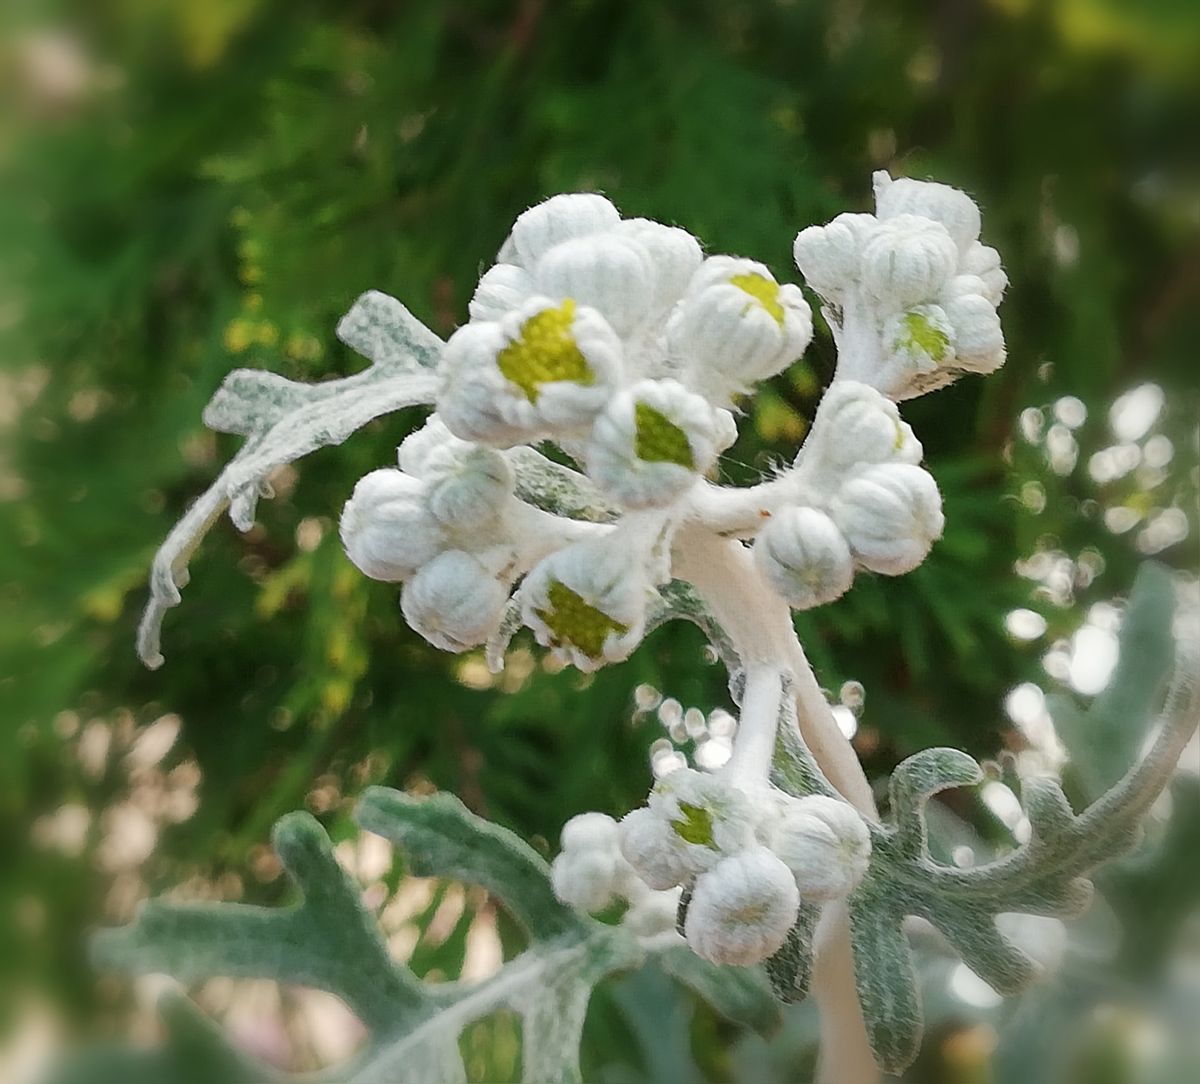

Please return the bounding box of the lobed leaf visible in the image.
[137,291,442,669]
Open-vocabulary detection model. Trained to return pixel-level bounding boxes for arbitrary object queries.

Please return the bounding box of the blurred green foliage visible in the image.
[1,0,1197,1080]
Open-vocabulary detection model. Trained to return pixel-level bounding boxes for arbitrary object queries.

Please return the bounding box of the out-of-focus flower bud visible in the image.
[873,171,981,252]
[400,549,509,652]
[769,794,872,902]
[469,263,535,322]
[340,469,445,582]
[507,193,621,269]
[831,462,944,575]
[615,218,704,317]
[860,215,958,308]
[551,812,625,913]
[534,234,655,337]
[422,443,514,532]
[793,213,878,302]
[684,847,800,965]
[960,243,1008,305]
[755,507,854,611]
[943,293,1005,372]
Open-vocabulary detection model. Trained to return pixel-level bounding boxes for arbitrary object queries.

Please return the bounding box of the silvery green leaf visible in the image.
[840,569,1198,1075]
[72,788,648,1084]
[137,291,442,669]
[656,944,782,1034]
[644,579,740,676]
[505,445,617,522]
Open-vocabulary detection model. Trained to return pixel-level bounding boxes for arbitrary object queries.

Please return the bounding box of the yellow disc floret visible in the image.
[534,579,629,660]
[672,802,717,847]
[897,310,951,364]
[730,273,785,325]
[496,299,595,402]
[633,402,695,468]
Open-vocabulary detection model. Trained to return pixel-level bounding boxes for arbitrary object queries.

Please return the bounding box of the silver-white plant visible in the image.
[127,175,1198,1083]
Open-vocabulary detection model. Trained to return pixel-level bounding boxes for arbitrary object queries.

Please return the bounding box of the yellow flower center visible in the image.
[633,402,695,468]
[672,802,716,847]
[730,272,785,325]
[534,579,629,659]
[496,299,595,402]
[897,310,951,364]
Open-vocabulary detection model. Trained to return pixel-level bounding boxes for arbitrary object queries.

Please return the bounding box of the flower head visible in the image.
[340,469,446,582]
[769,794,872,902]
[400,550,511,653]
[684,847,800,966]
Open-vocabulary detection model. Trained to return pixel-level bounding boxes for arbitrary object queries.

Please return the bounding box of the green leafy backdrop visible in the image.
[1,1,1197,1080]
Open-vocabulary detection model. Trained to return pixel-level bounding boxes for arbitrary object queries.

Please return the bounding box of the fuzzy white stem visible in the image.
[673,522,880,1084]
[727,665,785,784]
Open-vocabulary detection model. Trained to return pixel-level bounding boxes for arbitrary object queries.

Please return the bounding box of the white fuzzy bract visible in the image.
[769,794,872,902]
[831,462,945,575]
[683,847,800,966]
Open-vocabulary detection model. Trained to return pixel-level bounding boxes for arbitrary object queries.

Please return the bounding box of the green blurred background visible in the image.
[1,1,1198,1081]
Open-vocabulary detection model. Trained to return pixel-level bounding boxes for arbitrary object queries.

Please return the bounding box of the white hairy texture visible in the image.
[507,192,622,268]
[468,263,536,322]
[684,847,800,966]
[769,794,872,902]
[943,292,1006,370]
[799,381,923,481]
[668,255,813,401]
[961,242,1008,305]
[614,218,704,316]
[754,507,854,611]
[421,443,515,532]
[533,234,656,336]
[518,537,648,671]
[400,550,510,653]
[792,212,879,303]
[340,469,446,582]
[873,171,981,252]
[859,215,958,308]
[438,296,624,447]
[585,379,721,509]
[397,415,470,477]
[617,807,690,891]
[831,462,945,576]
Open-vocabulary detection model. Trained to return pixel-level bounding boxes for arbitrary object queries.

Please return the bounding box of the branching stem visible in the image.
[673,522,881,1084]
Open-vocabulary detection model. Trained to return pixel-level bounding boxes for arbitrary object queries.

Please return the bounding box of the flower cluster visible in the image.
[794,171,1007,400]
[610,769,870,964]
[334,177,1006,967]
[340,179,1003,670]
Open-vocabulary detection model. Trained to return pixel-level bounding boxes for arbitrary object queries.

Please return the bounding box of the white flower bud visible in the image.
[340,469,446,582]
[882,303,956,377]
[755,507,854,610]
[551,812,624,914]
[668,256,813,401]
[508,193,621,268]
[623,885,683,936]
[770,794,872,902]
[615,218,704,316]
[422,443,514,532]
[960,242,1008,305]
[802,381,923,476]
[619,769,761,889]
[873,171,981,252]
[400,549,510,653]
[438,296,624,447]
[533,234,655,336]
[831,462,944,575]
[943,293,1005,372]
[520,538,647,671]
[397,416,466,478]
[860,215,958,308]
[684,847,799,966]
[586,379,721,509]
[468,263,535,322]
[618,807,689,891]
[793,213,878,301]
